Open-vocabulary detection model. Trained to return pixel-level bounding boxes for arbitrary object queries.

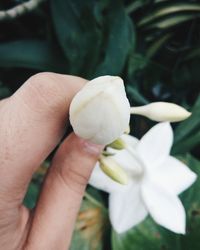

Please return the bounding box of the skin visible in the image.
[0,73,103,250]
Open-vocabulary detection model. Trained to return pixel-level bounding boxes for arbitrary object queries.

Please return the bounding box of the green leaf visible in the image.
[112,218,164,250]
[172,58,200,92]
[147,13,200,29]
[23,162,49,209]
[0,81,11,99]
[126,0,150,14]
[146,33,171,58]
[173,95,200,154]
[138,3,200,27]
[126,85,149,105]
[184,48,200,61]
[179,154,200,209]
[51,0,135,77]
[51,0,103,76]
[0,40,67,72]
[94,1,135,76]
[127,53,148,77]
[23,182,40,209]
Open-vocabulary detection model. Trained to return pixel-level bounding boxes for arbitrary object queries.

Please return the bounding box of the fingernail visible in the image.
[80,138,104,155]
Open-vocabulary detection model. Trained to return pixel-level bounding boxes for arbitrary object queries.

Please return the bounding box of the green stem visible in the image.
[84,192,107,212]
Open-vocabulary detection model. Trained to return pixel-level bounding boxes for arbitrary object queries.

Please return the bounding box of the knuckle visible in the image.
[55,165,88,196]
[28,73,64,109]
[16,72,67,116]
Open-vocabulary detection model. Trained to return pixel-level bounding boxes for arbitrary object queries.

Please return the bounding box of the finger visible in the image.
[25,133,103,250]
[0,73,87,205]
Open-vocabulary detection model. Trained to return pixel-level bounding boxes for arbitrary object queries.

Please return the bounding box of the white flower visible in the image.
[69,75,130,145]
[89,122,197,234]
[130,102,191,122]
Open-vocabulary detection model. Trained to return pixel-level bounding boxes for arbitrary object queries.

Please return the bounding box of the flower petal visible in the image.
[121,134,139,148]
[137,122,173,170]
[109,183,148,233]
[142,179,186,234]
[89,163,127,193]
[151,156,197,195]
[109,148,142,177]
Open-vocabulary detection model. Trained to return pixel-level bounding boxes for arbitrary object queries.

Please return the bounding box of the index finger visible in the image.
[0,72,86,206]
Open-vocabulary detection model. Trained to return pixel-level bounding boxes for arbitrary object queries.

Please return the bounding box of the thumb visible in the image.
[25,133,103,250]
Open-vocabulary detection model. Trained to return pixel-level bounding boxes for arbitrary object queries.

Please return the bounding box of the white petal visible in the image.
[151,156,197,195]
[142,179,186,234]
[137,122,173,170]
[89,163,127,193]
[121,134,139,148]
[109,183,148,233]
[111,148,143,177]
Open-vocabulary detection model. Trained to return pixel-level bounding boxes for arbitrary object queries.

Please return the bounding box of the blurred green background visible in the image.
[0,0,200,249]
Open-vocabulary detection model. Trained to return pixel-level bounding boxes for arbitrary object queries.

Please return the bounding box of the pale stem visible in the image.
[130,106,147,115]
[0,0,45,21]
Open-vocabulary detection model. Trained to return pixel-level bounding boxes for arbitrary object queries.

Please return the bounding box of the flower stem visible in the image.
[130,106,146,115]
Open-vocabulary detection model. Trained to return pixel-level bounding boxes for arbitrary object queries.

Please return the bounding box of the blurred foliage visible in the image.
[71,189,109,250]
[0,0,200,249]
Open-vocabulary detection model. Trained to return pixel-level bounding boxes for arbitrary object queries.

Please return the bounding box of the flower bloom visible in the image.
[69,75,130,145]
[89,122,197,234]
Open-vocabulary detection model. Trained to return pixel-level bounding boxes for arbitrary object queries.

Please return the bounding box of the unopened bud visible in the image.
[130,102,191,122]
[69,76,130,145]
[99,156,128,185]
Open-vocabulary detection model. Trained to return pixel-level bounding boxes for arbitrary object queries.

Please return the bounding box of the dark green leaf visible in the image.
[173,95,200,154]
[0,40,67,72]
[126,85,149,105]
[51,0,135,77]
[126,0,150,14]
[0,81,11,98]
[112,218,164,250]
[138,3,200,27]
[127,53,148,77]
[23,182,40,209]
[147,14,200,29]
[146,33,171,58]
[51,0,103,76]
[94,1,135,76]
[184,48,200,61]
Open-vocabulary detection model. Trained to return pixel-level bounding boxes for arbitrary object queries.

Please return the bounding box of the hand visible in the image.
[0,73,103,250]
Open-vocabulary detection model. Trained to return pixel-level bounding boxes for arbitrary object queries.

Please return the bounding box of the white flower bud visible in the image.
[99,156,128,185]
[130,102,191,122]
[69,76,130,144]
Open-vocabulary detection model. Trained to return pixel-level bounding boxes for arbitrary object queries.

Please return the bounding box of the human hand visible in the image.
[0,73,103,250]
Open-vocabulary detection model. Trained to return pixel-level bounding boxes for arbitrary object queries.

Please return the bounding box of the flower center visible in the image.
[125,146,145,179]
